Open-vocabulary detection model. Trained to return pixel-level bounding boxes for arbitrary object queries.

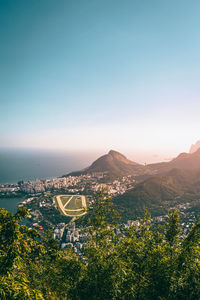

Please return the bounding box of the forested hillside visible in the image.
[1,193,200,299]
[114,168,200,219]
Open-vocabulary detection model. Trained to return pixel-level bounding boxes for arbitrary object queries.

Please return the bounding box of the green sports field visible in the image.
[64,196,82,209]
[60,196,72,206]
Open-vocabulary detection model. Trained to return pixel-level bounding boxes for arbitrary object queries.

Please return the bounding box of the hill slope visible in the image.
[65,150,145,179]
[147,148,200,174]
[114,168,200,220]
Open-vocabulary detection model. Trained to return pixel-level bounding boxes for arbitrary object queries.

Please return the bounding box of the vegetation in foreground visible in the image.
[0,193,200,299]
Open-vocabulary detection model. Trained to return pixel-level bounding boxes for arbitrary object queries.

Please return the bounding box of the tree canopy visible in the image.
[0,193,200,299]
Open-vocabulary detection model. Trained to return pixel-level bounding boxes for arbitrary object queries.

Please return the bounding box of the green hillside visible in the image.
[114,168,200,220]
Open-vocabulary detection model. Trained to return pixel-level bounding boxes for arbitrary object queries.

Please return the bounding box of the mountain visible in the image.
[169,149,200,169]
[62,148,200,220]
[147,148,200,174]
[84,150,140,173]
[114,168,200,220]
[190,140,200,153]
[64,148,200,180]
[65,150,145,179]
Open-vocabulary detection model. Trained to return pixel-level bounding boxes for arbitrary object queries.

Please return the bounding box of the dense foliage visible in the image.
[1,194,200,299]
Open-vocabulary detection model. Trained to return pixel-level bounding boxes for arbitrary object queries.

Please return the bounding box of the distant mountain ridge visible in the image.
[64,147,200,179]
[147,147,200,174]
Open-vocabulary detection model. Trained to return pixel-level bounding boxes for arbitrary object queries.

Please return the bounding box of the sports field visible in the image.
[55,194,87,217]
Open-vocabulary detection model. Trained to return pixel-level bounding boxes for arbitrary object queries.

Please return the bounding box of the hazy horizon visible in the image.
[1,1,200,158]
[0,145,192,165]
[0,144,197,185]
[0,146,180,185]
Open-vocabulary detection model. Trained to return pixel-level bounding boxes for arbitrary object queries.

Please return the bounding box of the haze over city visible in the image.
[1,0,200,163]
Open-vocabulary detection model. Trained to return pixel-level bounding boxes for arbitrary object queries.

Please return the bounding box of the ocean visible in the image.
[0,148,101,212]
[0,148,99,184]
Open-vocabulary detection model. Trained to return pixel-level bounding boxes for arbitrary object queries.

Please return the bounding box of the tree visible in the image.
[76,191,123,300]
[1,194,200,299]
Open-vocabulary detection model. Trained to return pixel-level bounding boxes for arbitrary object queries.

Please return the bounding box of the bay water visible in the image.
[0,148,100,212]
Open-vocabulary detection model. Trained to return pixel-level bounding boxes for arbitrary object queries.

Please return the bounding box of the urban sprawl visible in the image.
[0,173,197,253]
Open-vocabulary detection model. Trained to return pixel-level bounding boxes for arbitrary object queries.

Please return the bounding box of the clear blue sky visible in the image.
[1,0,200,162]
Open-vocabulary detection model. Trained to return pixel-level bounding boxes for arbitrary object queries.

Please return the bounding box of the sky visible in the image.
[1,0,200,163]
